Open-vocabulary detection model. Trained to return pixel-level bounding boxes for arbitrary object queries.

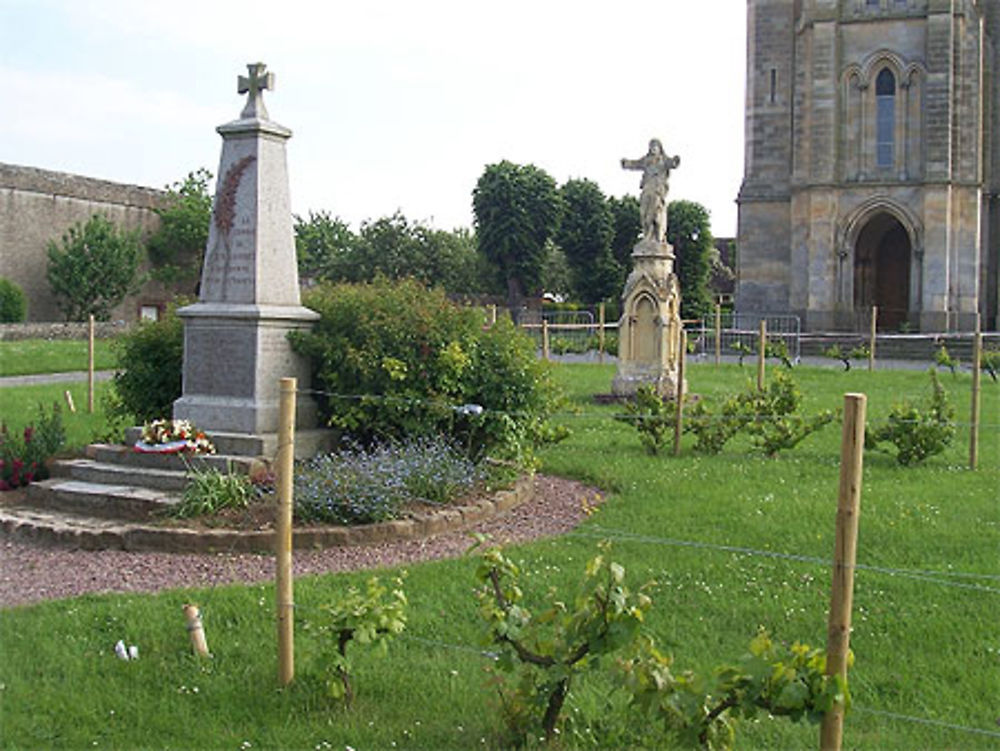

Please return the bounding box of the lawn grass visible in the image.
[0,362,997,750]
[0,381,118,448]
[0,338,116,377]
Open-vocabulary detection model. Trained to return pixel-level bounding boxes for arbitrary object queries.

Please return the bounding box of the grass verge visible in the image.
[0,338,116,377]
[0,362,997,749]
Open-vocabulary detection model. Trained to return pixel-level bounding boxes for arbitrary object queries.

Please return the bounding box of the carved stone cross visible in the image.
[238,62,275,119]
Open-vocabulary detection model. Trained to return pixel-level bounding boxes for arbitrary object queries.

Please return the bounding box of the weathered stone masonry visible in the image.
[738,0,999,332]
[0,163,168,322]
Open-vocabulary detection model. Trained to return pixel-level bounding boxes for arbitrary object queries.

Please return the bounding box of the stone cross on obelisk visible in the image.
[173,62,321,447]
[238,62,274,119]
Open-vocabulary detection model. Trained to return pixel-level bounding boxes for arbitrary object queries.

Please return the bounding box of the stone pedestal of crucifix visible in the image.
[611,138,685,399]
[173,63,322,453]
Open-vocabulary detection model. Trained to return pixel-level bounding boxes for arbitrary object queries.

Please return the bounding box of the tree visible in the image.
[608,194,641,271]
[46,214,142,321]
[473,161,563,318]
[146,169,213,293]
[557,178,620,304]
[0,277,27,322]
[294,210,357,281]
[666,200,714,320]
[294,211,489,294]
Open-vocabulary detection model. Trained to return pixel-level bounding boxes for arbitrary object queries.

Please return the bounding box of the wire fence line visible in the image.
[295,387,1000,431]
[565,528,1000,595]
[202,589,1000,744]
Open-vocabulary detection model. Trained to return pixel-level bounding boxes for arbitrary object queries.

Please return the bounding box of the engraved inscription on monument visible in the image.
[184,327,255,399]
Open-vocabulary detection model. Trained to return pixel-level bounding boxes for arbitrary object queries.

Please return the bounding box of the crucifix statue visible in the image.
[621,139,680,246]
[239,62,275,119]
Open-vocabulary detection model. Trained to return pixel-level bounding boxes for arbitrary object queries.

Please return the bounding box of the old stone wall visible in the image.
[0,163,170,322]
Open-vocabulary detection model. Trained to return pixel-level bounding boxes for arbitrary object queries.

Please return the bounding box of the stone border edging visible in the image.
[5,474,535,554]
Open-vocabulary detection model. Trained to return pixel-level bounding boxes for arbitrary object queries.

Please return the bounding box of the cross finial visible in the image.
[238,62,275,119]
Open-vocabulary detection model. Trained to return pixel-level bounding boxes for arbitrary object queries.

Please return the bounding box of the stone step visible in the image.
[86,443,258,474]
[57,458,190,492]
[122,427,335,461]
[25,478,181,521]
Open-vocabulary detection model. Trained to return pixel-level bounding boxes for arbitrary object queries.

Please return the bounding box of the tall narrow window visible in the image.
[876,68,895,168]
[770,68,777,103]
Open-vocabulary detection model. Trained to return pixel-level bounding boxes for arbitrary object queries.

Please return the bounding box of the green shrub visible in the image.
[867,369,955,465]
[291,278,565,463]
[615,385,673,455]
[823,343,869,371]
[743,372,834,456]
[0,277,27,322]
[0,403,65,490]
[682,372,833,456]
[110,304,185,424]
[933,344,959,376]
[474,540,652,744]
[320,575,407,706]
[982,346,999,381]
[685,392,749,454]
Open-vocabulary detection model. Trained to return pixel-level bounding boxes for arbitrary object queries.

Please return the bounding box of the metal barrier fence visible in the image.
[692,312,802,363]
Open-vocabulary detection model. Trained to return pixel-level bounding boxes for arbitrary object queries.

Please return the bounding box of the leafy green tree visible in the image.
[666,199,714,320]
[294,210,357,281]
[146,169,213,293]
[557,178,620,304]
[608,194,641,274]
[46,214,142,321]
[0,277,27,322]
[294,211,489,294]
[473,161,563,318]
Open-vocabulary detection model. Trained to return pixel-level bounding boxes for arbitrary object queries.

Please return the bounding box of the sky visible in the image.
[2,0,747,237]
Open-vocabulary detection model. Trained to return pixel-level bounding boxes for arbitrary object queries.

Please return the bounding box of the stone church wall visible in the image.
[737,0,998,332]
[0,163,172,322]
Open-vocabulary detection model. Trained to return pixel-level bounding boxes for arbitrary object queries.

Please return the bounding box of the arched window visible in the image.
[875,68,895,168]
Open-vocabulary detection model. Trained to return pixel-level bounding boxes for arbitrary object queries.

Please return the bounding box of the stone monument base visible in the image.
[174,302,320,435]
[611,363,682,400]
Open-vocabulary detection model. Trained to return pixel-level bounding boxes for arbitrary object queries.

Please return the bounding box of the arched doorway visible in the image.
[854,212,911,330]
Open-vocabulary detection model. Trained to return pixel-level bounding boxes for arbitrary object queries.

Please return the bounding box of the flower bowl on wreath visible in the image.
[135,419,216,455]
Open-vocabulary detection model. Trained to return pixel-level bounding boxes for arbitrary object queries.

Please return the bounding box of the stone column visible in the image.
[174,63,320,438]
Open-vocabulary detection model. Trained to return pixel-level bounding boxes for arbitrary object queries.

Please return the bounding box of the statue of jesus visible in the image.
[621,139,680,246]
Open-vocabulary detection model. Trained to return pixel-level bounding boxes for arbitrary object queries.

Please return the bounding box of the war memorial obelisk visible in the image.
[173,63,320,444]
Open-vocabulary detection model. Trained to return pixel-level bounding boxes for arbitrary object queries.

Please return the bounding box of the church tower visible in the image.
[737,0,999,332]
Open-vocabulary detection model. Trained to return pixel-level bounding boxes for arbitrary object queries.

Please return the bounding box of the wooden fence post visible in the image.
[598,303,606,365]
[757,319,767,391]
[673,329,687,457]
[542,319,550,361]
[714,304,722,366]
[820,392,867,751]
[489,304,497,326]
[970,314,982,470]
[87,314,95,414]
[868,306,877,372]
[276,377,296,686]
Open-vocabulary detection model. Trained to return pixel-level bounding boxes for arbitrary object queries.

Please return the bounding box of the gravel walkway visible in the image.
[0,475,601,609]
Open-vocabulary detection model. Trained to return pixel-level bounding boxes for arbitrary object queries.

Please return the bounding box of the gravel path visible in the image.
[0,475,601,609]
